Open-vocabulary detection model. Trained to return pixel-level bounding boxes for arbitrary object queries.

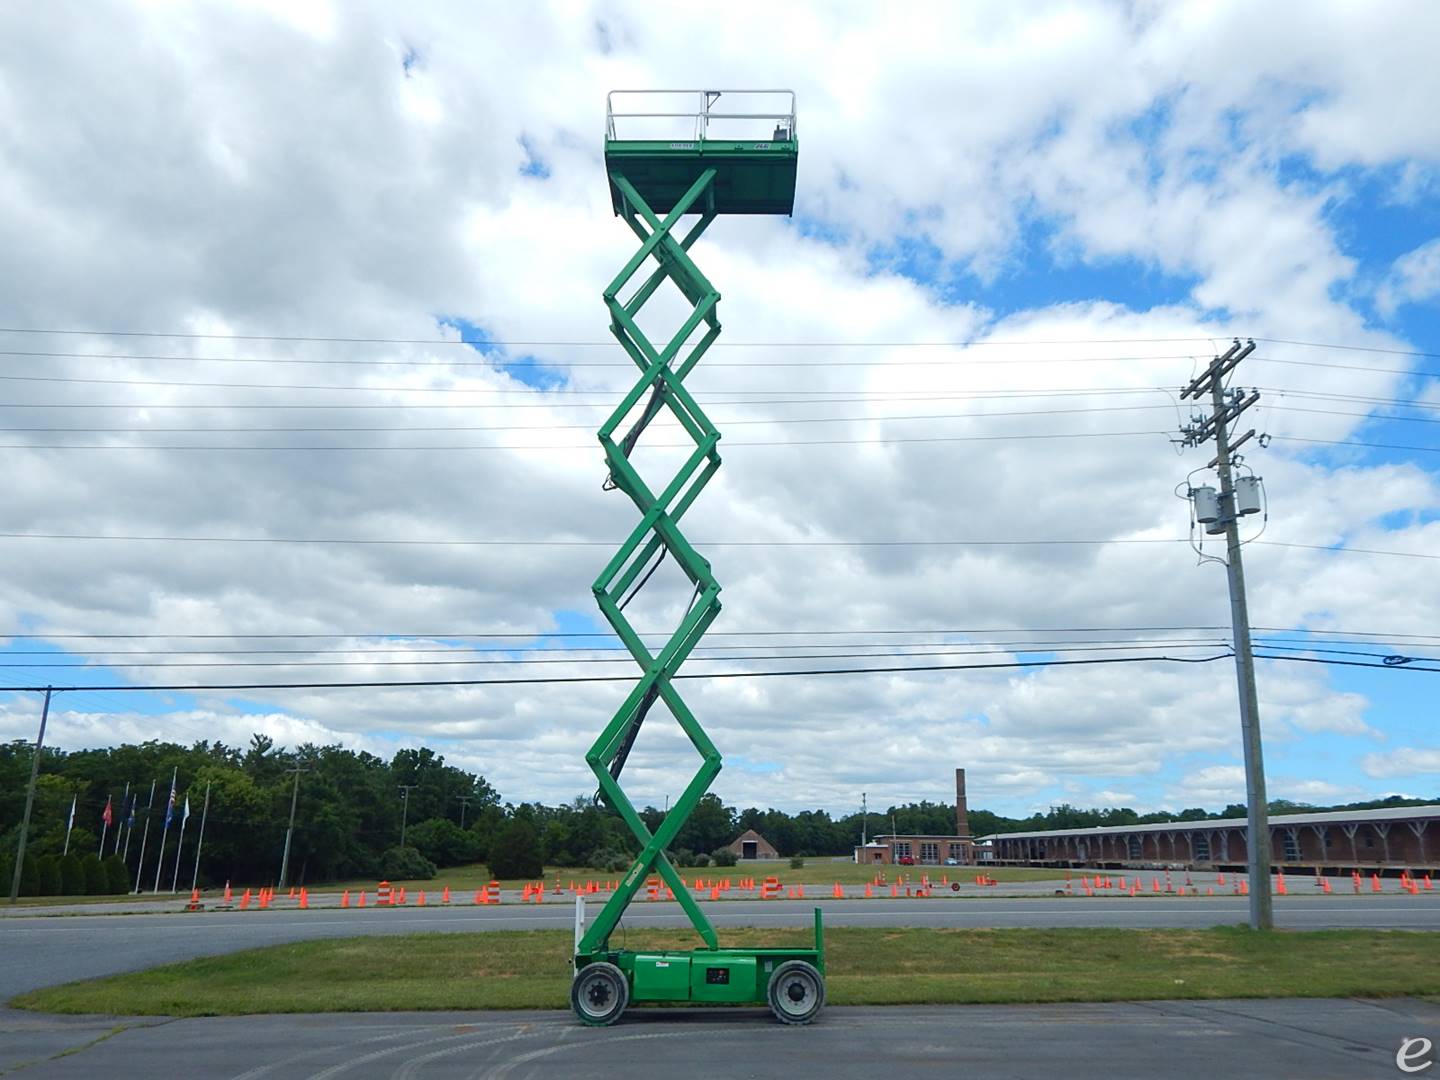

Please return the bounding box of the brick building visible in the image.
[981,804,1440,872]
[724,828,779,861]
[854,768,976,866]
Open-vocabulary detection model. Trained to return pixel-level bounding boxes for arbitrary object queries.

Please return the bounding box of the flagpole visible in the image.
[133,779,156,894]
[113,782,129,856]
[152,767,176,893]
[190,781,211,894]
[63,795,75,856]
[122,787,139,863]
[98,795,111,857]
[170,792,189,893]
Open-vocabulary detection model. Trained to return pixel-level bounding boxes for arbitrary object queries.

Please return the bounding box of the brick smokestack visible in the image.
[955,768,970,838]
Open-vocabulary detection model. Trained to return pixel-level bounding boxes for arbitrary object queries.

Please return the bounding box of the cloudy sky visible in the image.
[0,1,1437,820]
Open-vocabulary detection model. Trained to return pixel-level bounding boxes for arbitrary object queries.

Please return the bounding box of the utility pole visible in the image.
[455,795,473,829]
[1181,337,1272,931]
[277,763,308,890]
[861,792,868,847]
[398,785,416,848]
[7,688,52,904]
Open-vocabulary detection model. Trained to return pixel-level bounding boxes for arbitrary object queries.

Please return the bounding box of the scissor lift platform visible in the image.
[604,90,798,216]
[574,88,818,1027]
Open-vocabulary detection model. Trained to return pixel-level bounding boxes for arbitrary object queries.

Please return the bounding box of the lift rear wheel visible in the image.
[767,959,824,1025]
[571,961,629,1026]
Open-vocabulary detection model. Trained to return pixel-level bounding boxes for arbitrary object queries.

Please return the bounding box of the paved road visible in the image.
[4,999,1437,1078]
[4,894,1439,1002]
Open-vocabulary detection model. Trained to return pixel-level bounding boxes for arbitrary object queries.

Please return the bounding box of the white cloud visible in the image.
[0,1,1432,815]
[1377,237,1440,316]
[1362,748,1440,779]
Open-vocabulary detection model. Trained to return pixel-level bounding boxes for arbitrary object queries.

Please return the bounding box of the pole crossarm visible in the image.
[579,168,726,956]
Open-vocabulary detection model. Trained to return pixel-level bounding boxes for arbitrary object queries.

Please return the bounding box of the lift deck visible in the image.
[570,90,822,1026]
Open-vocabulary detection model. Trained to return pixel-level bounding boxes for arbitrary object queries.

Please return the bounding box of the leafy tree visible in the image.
[407,818,480,868]
[59,853,85,895]
[81,853,108,895]
[38,855,62,896]
[20,854,40,897]
[488,819,542,879]
[103,855,130,894]
[377,845,437,881]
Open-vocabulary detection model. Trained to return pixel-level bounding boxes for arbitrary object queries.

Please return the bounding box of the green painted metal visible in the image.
[575,120,813,1011]
[605,138,798,216]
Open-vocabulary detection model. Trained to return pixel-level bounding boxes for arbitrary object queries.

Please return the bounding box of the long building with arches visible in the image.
[980,804,1440,873]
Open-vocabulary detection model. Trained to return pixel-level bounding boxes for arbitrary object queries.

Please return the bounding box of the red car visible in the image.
[897,855,915,865]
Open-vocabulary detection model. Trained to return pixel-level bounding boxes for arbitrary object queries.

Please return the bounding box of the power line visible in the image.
[0,348,1215,369]
[0,652,1237,691]
[0,429,1178,450]
[5,624,1432,642]
[5,403,1437,435]
[0,403,1180,434]
[2,327,1435,361]
[0,328,1224,347]
[0,532,1429,560]
[0,642,1242,669]
[0,386,1430,410]
[3,649,1435,694]
[1268,436,1440,454]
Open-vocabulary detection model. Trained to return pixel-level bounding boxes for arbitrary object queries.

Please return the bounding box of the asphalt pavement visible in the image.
[3,893,1438,1002]
[4,999,1437,1079]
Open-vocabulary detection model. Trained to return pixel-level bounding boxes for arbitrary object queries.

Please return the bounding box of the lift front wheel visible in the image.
[571,961,629,1026]
[767,960,825,1025]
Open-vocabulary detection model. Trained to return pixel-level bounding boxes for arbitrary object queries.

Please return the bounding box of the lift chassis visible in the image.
[571,91,823,1026]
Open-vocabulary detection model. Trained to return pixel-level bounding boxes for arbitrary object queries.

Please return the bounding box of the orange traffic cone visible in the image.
[417,890,426,906]
[1322,877,1332,894]
[833,882,843,899]
[358,890,367,907]
[239,889,251,910]
[864,883,873,899]
[299,888,309,909]
[443,885,451,904]
[1426,875,1434,891]
[224,880,233,903]
[1276,872,1287,896]
[341,889,350,908]
[1372,874,1382,893]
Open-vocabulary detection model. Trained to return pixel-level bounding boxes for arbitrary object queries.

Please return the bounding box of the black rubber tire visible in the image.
[767,960,825,1025]
[571,961,628,1026]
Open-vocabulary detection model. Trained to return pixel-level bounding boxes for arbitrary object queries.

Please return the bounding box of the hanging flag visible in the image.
[67,795,76,830]
[164,776,177,827]
[182,796,191,825]
[102,795,114,828]
[126,794,136,829]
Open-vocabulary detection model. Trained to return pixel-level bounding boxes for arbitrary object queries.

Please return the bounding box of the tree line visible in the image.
[5,735,1433,894]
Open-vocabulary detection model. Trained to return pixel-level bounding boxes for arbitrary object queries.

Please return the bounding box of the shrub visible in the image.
[789,855,805,869]
[691,853,711,868]
[711,847,738,867]
[38,855,62,896]
[103,855,130,894]
[60,853,86,895]
[377,845,438,881]
[20,854,40,897]
[589,848,632,874]
[670,848,695,868]
[81,853,108,895]
[405,818,481,869]
[487,819,543,880]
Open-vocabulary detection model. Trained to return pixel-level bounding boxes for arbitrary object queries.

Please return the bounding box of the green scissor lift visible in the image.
[571,90,824,1026]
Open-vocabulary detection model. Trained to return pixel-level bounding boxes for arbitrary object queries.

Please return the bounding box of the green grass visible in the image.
[320,862,1059,895]
[14,927,1440,1016]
